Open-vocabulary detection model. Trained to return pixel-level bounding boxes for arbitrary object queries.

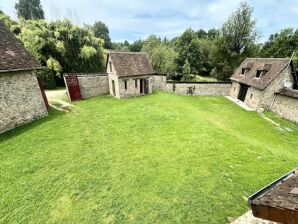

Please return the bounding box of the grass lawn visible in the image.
[0,92,297,223]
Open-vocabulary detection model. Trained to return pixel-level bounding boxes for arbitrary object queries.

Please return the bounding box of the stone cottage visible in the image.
[0,21,48,134]
[106,51,155,98]
[229,58,298,111]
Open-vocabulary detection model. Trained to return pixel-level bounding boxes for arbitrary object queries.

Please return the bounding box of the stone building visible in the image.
[229,58,298,111]
[0,21,48,134]
[106,51,155,98]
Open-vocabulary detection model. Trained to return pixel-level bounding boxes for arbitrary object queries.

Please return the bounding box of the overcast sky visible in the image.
[1,0,298,43]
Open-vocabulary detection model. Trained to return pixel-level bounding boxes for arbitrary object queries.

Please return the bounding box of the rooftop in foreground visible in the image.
[249,168,298,223]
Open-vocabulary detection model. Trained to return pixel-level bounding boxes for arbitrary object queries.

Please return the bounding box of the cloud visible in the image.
[1,0,298,42]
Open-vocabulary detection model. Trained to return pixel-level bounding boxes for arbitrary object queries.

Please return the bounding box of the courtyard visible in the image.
[0,92,297,223]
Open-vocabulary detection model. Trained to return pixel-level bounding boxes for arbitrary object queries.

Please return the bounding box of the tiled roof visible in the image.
[230,58,291,90]
[0,21,42,73]
[108,51,154,77]
[277,87,298,99]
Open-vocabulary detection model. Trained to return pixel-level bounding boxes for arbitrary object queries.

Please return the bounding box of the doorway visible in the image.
[112,80,116,96]
[238,84,249,102]
[140,79,149,95]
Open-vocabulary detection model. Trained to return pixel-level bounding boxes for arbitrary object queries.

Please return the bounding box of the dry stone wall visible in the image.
[271,94,298,123]
[77,74,109,99]
[165,82,232,96]
[0,71,48,134]
[152,75,167,91]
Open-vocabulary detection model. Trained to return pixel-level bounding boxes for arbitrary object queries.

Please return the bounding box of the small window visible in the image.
[135,79,138,88]
[256,70,262,78]
[124,80,127,90]
[241,68,246,75]
[234,87,236,92]
[109,62,112,72]
[250,94,253,99]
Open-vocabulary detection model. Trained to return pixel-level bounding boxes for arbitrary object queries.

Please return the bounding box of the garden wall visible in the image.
[152,75,167,91]
[77,74,109,99]
[165,81,232,96]
[271,91,298,123]
[0,71,48,134]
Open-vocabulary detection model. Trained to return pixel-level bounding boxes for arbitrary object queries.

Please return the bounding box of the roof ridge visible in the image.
[245,57,291,60]
[109,51,147,55]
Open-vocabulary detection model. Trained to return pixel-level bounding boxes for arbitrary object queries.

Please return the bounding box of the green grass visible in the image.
[0,92,297,224]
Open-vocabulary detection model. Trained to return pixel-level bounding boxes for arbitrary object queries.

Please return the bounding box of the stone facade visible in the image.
[230,67,294,111]
[118,76,153,98]
[0,71,48,134]
[77,74,109,99]
[165,82,232,96]
[271,94,298,123]
[152,75,167,91]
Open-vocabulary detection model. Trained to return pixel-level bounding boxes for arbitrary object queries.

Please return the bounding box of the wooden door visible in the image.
[64,74,82,102]
[144,79,149,94]
[238,84,248,102]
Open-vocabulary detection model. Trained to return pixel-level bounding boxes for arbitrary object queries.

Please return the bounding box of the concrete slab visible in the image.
[225,96,254,111]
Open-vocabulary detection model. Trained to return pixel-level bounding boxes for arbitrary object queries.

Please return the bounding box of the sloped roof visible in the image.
[0,21,42,73]
[108,51,154,77]
[230,58,291,90]
[277,87,298,99]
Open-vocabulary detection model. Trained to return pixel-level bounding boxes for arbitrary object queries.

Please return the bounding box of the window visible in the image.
[109,62,112,72]
[256,70,262,78]
[135,79,138,88]
[124,80,127,90]
[234,87,236,92]
[250,94,253,99]
[241,68,246,75]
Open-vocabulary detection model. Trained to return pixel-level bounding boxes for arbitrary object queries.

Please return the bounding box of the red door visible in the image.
[64,74,82,101]
[37,78,50,110]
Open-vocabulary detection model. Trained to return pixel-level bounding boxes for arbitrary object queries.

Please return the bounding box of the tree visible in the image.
[211,1,259,80]
[174,28,197,72]
[15,0,44,20]
[91,21,112,49]
[142,35,178,74]
[15,19,105,88]
[129,39,144,52]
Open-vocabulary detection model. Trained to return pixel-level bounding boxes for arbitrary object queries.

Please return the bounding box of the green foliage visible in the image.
[211,2,259,80]
[182,59,191,75]
[129,39,144,52]
[260,28,298,66]
[15,19,105,78]
[142,35,178,74]
[15,0,44,20]
[90,21,112,49]
[0,10,17,28]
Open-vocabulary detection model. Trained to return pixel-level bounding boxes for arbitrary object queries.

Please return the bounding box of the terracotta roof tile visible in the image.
[108,51,154,77]
[230,58,291,90]
[0,21,42,73]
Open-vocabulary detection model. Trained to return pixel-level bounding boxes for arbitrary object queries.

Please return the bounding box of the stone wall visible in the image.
[0,71,48,134]
[152,75,167,91]
[165,81,232,96]
[77,74,109,99]
[271,94,298,123]
[118,76,153,98]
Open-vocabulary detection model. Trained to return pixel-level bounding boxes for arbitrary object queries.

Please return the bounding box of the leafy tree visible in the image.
[142,35,178,74]
[91,21,112,49]
[0,10,17,28]
[15,0,44,20]
[129,39,144,52]
[14,19,105,88]
[211,2,259,80]
[182,59,191,75]
[174,28,197,72]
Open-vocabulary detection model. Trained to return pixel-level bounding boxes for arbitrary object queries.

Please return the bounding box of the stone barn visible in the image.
[229,58,298,111]
[0,21,48,134]
[106,51,155,98]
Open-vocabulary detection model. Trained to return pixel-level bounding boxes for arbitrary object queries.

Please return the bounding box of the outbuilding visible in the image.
[229,58,298,111]
[106,51,155,98]
[0,21,48,134]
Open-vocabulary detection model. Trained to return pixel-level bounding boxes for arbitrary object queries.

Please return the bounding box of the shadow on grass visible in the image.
[0,108,66,143]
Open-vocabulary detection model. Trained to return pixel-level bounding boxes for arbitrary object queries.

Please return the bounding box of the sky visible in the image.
[1,0,298,43]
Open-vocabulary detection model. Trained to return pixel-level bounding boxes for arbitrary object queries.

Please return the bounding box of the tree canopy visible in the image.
[15,0,44,20]
[90,21,112,49]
